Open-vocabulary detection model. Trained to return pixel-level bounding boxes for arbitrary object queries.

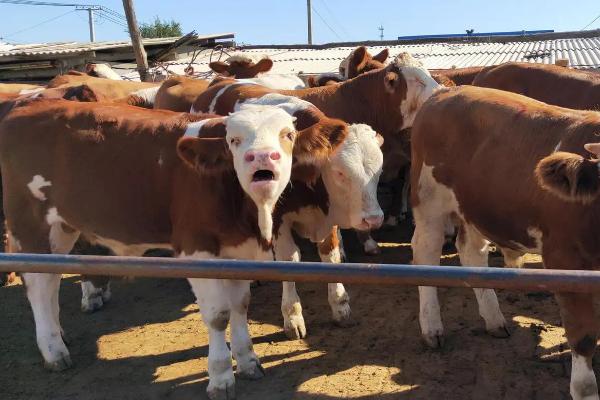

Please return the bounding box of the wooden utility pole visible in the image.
[122,0,149,81]
[306,0,312,45]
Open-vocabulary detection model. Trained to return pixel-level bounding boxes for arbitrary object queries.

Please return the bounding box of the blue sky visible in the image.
[1,0,599,45]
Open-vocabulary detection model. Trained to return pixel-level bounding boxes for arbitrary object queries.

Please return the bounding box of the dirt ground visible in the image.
[0,224,592,400]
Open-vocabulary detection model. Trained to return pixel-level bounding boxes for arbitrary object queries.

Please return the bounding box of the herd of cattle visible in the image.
[1,46,600,399]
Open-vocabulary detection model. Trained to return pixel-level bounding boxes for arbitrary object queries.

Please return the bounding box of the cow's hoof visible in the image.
[284,315,307,339]
[44,354,73,372]
[363,239,380,255]
[207,379,236,400]
[487,325,511,338]
[332,301,354,327]
[237,359,265,380]
[81,295,104,313]
[422,333,445,349]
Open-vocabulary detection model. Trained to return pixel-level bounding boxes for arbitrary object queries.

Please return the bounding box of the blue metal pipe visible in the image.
[0,252,599,293]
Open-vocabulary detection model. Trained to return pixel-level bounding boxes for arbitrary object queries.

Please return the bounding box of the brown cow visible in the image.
[410,85,600,400]
[473,62,600,110]
[0,99,308,399]
[209,54,274,79]
[0,83,44,95]
[153,75,211,112]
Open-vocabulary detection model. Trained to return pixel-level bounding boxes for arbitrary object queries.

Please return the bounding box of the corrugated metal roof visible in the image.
[147,35,600,78]
[0,33,234,59]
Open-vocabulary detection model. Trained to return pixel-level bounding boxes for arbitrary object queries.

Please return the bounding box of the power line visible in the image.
[317,0,350,39]
[0,9,75,39]
[96,10,128,29]
[581,12,600,30]
[311,4,343,41]
[0,0,95,6]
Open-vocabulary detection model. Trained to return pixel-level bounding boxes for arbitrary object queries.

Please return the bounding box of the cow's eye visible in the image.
[229,137,241,146]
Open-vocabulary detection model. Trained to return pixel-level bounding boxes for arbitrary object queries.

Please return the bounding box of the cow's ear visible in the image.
[177,137,232,174]
[348,46,368,77]
[293,121,347,167]
[253,58,273,74]
[535,151,600,203]
[209,61,230,74]
[372,48,389,63]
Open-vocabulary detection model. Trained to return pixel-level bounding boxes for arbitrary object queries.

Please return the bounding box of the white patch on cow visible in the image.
[235,93,312,116]
[570,352,599,400]
[18,87,44,96]
[241,74,305,90]
[508,226,543,254]
[27,175,52,201]
[392,53,441,130]
[158,151,164,167]
[130,86,160,106]
[208,84,235,114]
[321,123,384,230]
[45,207,79,254]
[183,119,214,138]
[363,237,380,254]
[92,236,170,257]
[90,63,123,80]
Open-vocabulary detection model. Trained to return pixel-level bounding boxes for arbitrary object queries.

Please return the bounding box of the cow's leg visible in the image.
[80,245,139,313]
[455,224,509,337]
[556,293,599,400]
[411,206,446,348]
[274,222,306,339]
[356,230,380,255]
[10,216,80,371]
[80,275,112,313]
[318,227,351,326]
[227,279,264,380]
[188,278,236,400]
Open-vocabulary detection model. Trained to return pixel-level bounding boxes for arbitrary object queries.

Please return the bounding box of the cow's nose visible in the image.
[363,215,384,229]
[244,150,281,164]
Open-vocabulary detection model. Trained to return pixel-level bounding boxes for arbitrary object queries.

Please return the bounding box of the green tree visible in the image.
[139,16,182,38]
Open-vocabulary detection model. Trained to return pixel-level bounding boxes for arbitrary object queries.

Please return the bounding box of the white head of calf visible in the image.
[226,105,297,238]
[321,123,384,230]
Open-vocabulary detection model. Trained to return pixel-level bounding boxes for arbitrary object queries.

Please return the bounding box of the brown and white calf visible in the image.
[0,98,302,400]
[210,54,305,90]
[473,61,600,111]
[411,85,600,400]
[222,93,385,338]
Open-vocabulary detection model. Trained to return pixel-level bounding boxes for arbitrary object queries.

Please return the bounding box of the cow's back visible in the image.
[473,62,600,110]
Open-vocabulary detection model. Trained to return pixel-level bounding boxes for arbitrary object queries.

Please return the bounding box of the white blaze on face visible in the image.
[226,105,297,240]
[339,49,354,79]
[394,55,441,130]
[321,123,384,230]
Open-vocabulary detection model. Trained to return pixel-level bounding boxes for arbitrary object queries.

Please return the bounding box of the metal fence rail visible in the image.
[1,253,599,293]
